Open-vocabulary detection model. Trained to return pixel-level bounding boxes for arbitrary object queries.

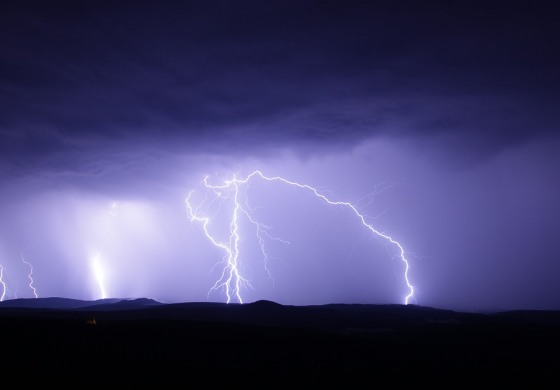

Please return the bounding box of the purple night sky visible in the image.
[1,1,559,312]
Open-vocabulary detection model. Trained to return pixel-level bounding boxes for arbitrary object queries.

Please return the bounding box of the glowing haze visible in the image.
[0,1,559,312]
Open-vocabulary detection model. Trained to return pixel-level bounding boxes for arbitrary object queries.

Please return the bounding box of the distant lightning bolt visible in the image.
[186,170,415,305]
[92,255,107,299]
[0,265,7,302]
[89,202,116,300]
[21,253,38,298]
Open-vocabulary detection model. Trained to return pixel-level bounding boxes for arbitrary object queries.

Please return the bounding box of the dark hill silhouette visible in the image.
[0,297,558,385]
[0,296,163,310]
[0,296,122,309]
[75,297,163,311]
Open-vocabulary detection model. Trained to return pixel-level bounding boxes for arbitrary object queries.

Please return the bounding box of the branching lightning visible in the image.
[186,170,415,305]
[21,253,38,298]
[0,265,7,302]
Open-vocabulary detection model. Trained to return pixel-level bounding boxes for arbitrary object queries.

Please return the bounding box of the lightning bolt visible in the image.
[92,254,107,299]
[21,253,38,298]
[186,170,415,305]
[88,202,116,300]
[0,265,7,302]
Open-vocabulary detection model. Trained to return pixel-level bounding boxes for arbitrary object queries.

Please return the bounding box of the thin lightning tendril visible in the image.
[239,189,291,285]
[21,253,38,298]
[0,265,6,302]
[186,170,415,305]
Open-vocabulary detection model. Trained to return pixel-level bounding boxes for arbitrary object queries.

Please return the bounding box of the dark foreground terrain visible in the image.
[1,298,559,384]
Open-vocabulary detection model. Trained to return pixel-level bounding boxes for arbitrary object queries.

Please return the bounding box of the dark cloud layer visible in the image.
[1,1,559,177]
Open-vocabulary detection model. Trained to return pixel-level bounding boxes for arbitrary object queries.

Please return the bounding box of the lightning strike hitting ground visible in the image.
[21,253,38,298]
[186,170,415,305]
[89,203,116,300]
[91,255,107,299]
[0,265,6,302]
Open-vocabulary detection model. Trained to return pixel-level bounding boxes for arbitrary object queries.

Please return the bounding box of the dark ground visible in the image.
[1,298,559,385]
